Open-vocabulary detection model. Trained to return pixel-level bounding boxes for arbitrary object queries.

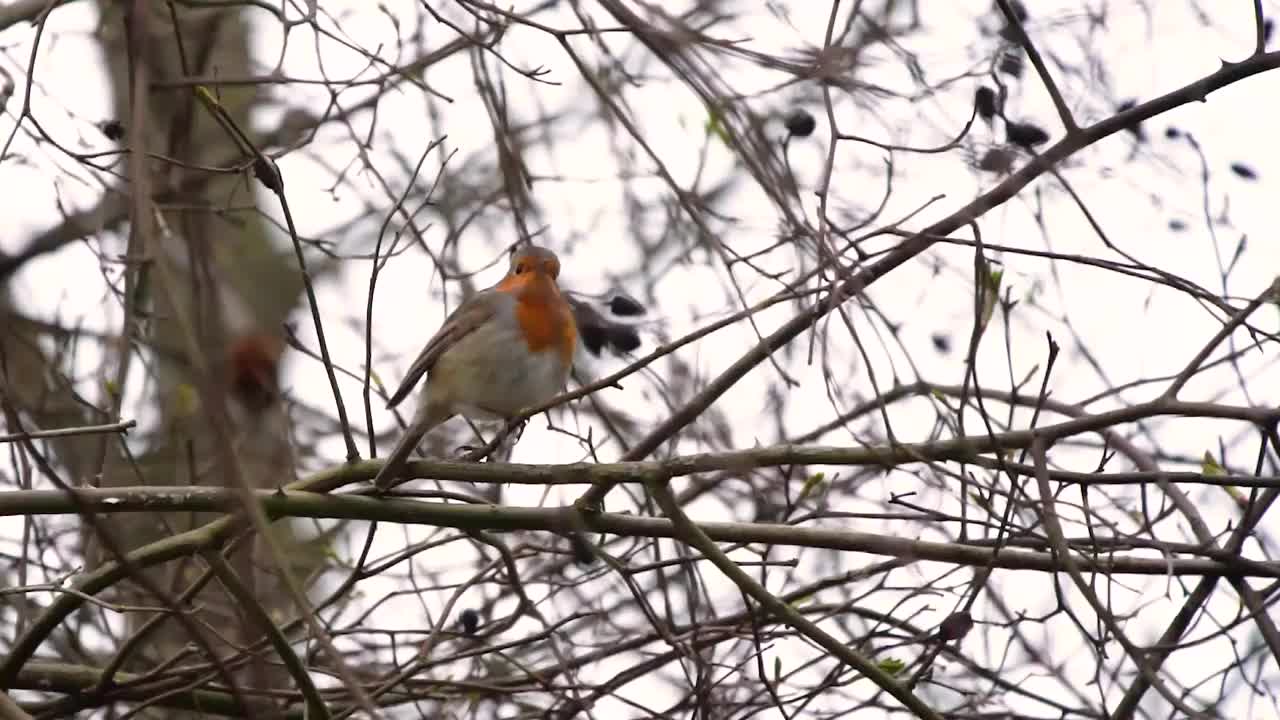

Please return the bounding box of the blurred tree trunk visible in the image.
[85,2,308,714]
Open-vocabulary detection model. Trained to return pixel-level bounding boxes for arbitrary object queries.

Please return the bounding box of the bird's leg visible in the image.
[454,416,491,458]
[492,419,526,462]
[456,416,524,461]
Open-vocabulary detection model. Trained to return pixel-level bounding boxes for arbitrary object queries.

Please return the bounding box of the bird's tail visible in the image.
[373,404,448,489]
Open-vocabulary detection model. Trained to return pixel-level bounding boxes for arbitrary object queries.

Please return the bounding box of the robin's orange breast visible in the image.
[514,293,581,368]
[494,267,576,368]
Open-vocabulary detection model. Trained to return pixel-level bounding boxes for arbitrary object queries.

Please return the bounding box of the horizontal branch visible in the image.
[0,419,135,444]
[3,390,1275,684]
[244,391,1280,494]
[5,486,1278,580]
[8,661,292,719]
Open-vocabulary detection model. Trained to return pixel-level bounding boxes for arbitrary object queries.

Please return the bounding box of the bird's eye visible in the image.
[514,263,525,274]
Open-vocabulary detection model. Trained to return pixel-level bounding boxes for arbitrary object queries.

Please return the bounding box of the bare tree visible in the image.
[2,1,1279,719]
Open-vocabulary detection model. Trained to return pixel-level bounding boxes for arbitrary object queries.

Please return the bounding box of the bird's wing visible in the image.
[565,293,642,357]
[384,292,500,409]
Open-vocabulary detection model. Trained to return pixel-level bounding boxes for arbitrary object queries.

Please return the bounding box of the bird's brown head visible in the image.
[507,245,561,280]
[499,245,564,299]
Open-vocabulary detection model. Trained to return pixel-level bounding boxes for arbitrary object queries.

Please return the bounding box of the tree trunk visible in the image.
[86,3,310,714]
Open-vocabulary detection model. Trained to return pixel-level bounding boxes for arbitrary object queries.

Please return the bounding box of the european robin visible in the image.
[226,331,285,414]
[373,245,578,489]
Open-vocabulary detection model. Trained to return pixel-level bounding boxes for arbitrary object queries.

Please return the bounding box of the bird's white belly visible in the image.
[428,320,570,421]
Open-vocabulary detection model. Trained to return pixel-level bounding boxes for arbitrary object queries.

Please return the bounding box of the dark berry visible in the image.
[931,333,952,354]
[937,611,974,642]
[784,109,816,138]
[1006,121,1049,148]
[1229,162,1258,181]
[974,86,999,121]
[459,608,479,635]
[99,120,125,141]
